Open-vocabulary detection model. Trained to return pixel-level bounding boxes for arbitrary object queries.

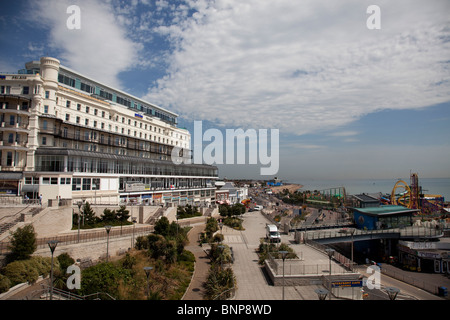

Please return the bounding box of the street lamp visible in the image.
[105,225,112,262]
[131,216,137,249]
[77,201,83,243]
[350,228,355,271]
[315,288,329,300]
[48,240,58,300]
[279,250,288,300]
[386,287,400,300]
[325,248,335,300]
[144,266,153,298]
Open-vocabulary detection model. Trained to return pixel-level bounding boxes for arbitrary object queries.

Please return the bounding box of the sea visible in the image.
[289,177,450,201]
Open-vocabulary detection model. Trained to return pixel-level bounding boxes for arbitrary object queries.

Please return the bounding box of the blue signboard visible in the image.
[332,280,363,288]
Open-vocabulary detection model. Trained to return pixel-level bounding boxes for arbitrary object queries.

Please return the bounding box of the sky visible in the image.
[1,0,449,182]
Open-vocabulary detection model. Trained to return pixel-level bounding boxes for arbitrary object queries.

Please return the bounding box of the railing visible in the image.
[0,224,154,255]
[304,226,443,242]
[26,284,115,300]
[380,267,439,295]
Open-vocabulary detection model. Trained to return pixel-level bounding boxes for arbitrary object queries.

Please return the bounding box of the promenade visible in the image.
[183,210,449,301]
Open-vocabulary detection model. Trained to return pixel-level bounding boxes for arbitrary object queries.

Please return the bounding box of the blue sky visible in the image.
[1,0,449,181]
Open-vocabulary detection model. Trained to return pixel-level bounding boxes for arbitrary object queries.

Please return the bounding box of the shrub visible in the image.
[8,224,37,261]
[0,274,11,293]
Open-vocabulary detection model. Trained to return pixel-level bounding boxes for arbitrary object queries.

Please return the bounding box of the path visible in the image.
[182,223,210,300]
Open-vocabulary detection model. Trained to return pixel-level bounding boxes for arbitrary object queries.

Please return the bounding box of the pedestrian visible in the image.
[39,194,42,205]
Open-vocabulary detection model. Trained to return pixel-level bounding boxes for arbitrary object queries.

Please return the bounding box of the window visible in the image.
[72,178,82,191]
[65,114,70,121]
[60,177,71,184]
[8,133,14,143]
[94,109,98,116]
[42,120,48,130]
[23,86,29,95]
[51,177,58,185]
[85,106,89,113]
[42,177,50,185]
[92,178,100,190]
[9,115,15,125]
[76,116,80,124]
[85,119,89,126]
[6,152,12,166]
[42,137,47,145]
[44,105,49,113]
[93,120,97,128]
[82,178,91,190]
[101,111,105,118]
[77,104,81,111]
[66,100,71,108]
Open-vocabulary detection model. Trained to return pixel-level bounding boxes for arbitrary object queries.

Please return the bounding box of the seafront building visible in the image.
[0,57,218,205]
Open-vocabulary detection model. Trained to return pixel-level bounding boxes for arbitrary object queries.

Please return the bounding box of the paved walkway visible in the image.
[182,223,210,300]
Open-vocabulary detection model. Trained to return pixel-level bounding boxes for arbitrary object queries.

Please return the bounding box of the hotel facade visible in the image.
[0,57,218,205]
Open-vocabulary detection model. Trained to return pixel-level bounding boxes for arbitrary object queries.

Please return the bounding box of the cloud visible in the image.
[28,0,141,89]
[145,0,450,136]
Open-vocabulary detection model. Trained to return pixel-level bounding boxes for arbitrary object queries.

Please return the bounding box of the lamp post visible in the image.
[386,287,400,300]
[325,248,335,300]
[131,216,137,249]
[105,225,112,262]
[315,288,329,300]
[350,228,355,271]
[77,201,82,243]
[279,250,288,300]
[144,266,153,298]
[48,240,58,300]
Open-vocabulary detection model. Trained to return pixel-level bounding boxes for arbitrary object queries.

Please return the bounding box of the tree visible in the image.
[154,216,170,237]
[116,205,130,222]
[8,224,37,261]
[101,208,116,223]
[82,201,98,225]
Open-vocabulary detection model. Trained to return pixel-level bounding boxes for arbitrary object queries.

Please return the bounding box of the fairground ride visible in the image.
[390,173,445,215]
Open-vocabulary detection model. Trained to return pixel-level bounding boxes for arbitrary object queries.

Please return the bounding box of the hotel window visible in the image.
[51,177,58,185]
[93,120,97,128]
[101,122,104,129]
[76,116,80,124]
[23,86,29,95]
[42,177,50,185]
[101,111,105,118]
[42,120,48,130]
[72,178,82,191]
[65,114,70,121]
[92,178,100,190]
[85,106,89,113]
[42,137,47,145]
[85,119,89,126]
[66,100,71,108]
[44,105,49,113]
[94,109,98,116]
[8,133,14,143]
[77,104,81,111]
[82,178,91,190]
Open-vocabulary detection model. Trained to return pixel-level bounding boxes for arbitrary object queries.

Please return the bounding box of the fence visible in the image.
[0,224,154,255]
[304,226,443,242]
[380,267,439,295]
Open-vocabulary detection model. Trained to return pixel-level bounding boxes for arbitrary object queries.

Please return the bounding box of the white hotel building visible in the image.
[0,57,218,205]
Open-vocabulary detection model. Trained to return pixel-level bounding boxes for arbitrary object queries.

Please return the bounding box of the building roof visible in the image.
[353,194,379,202]
[353,205,419,216]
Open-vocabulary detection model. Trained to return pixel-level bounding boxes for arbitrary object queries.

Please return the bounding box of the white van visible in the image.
[266,224,281,242]
[254,205,263,211]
